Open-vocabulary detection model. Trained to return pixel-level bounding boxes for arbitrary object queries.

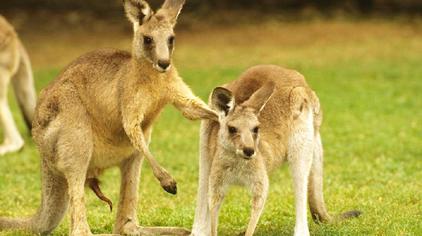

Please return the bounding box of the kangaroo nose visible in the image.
[243,148,255,157]
[158,60,170,70]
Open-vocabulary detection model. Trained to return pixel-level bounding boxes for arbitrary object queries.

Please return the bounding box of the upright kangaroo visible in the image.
[0,15,36,155]
[0,0,217,235]
[191,65,360,236]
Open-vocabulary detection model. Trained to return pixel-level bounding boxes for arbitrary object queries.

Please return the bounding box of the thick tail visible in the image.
[11,40,36,130]
[308,132,361,224]
[0,161,68,235]
[336,210,362,221]
[0,217,32,232]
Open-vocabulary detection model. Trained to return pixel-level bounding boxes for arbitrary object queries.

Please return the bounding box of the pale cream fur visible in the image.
[0,1,217,235]
[191,65,360,236]
[0,15,36,155]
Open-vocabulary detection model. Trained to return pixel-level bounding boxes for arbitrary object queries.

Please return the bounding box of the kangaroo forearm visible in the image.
[171,77,218,121]
[175,96,218,121]
[125,125,160,172]
[124,123,176,193]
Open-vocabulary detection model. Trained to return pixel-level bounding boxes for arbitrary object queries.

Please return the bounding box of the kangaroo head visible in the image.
[123,0,185,72]
[211,82,275,160]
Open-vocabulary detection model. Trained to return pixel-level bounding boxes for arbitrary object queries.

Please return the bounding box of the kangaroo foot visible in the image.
[119,220,190,236]
[0,139,24,155]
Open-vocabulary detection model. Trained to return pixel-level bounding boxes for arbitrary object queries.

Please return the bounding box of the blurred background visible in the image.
[2,0,422,15]
[1,0,421,70]
[0,1,421,236]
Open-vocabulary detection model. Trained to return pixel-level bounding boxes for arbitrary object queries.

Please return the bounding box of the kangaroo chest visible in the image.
[213,153,265,187]
[129,74,171,124]
[88,78,171,176]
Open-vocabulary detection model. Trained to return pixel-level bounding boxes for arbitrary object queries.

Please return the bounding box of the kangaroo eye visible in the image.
[252,127,259,133]
[168,36,175,45]
[143,36,153,45]
[228,126,237,134]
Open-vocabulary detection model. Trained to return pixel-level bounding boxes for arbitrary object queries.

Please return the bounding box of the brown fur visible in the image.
[0,1,217,236]
[191,65,360,236]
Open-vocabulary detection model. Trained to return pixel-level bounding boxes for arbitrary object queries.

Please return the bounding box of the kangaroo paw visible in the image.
[160,175,177,195]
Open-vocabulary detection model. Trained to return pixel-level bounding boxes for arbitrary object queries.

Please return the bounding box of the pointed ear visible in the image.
[123,0,153,26]
[242,81,275,114]
[159,0,185,25]
[211,87,235,116]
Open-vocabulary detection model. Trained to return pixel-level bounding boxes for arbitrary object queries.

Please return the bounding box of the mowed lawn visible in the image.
[0,20,421,235]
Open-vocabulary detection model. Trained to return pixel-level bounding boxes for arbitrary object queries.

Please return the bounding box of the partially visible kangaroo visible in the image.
[0,0,217,235]
[0,15,36,155]
[191,65,361,236]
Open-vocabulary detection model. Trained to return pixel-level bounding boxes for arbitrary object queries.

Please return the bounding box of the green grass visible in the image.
[0,20,421,235]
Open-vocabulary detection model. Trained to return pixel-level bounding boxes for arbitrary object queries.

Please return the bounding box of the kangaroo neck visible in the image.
[130,57,159,79]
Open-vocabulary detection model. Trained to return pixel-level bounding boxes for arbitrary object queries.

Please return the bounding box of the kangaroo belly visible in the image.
[89,132,135,175]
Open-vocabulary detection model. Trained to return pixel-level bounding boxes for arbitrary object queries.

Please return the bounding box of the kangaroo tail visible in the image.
[11,40,36,130]
[308,132,362,224]
[337,210,362,220]
[0,161,68,235]
[0,217,32,232]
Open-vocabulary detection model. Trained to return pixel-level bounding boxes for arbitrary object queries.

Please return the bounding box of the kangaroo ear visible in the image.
[242,81,275,115]
[211,87,235,116]
[159,0,185,25]
[123,0,153,26]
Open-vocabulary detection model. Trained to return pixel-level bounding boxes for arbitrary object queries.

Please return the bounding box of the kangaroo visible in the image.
[0,0,218,235]
[191,65,361,236]
[0,15,36,155]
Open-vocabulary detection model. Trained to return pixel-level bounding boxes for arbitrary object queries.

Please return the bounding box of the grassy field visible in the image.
[0,19,421,235]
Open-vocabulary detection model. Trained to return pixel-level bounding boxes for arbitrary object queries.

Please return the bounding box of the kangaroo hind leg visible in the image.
[11,42,36,130]
[191,120,215,236]
[114,146,189,236]
[0,66,24,155]
[54,106,118,236]
[288,121,314,236]
[54,117,92,236]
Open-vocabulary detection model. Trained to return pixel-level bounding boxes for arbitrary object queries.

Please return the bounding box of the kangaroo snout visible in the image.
[158,60,171,71]
[243,148,255,158]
